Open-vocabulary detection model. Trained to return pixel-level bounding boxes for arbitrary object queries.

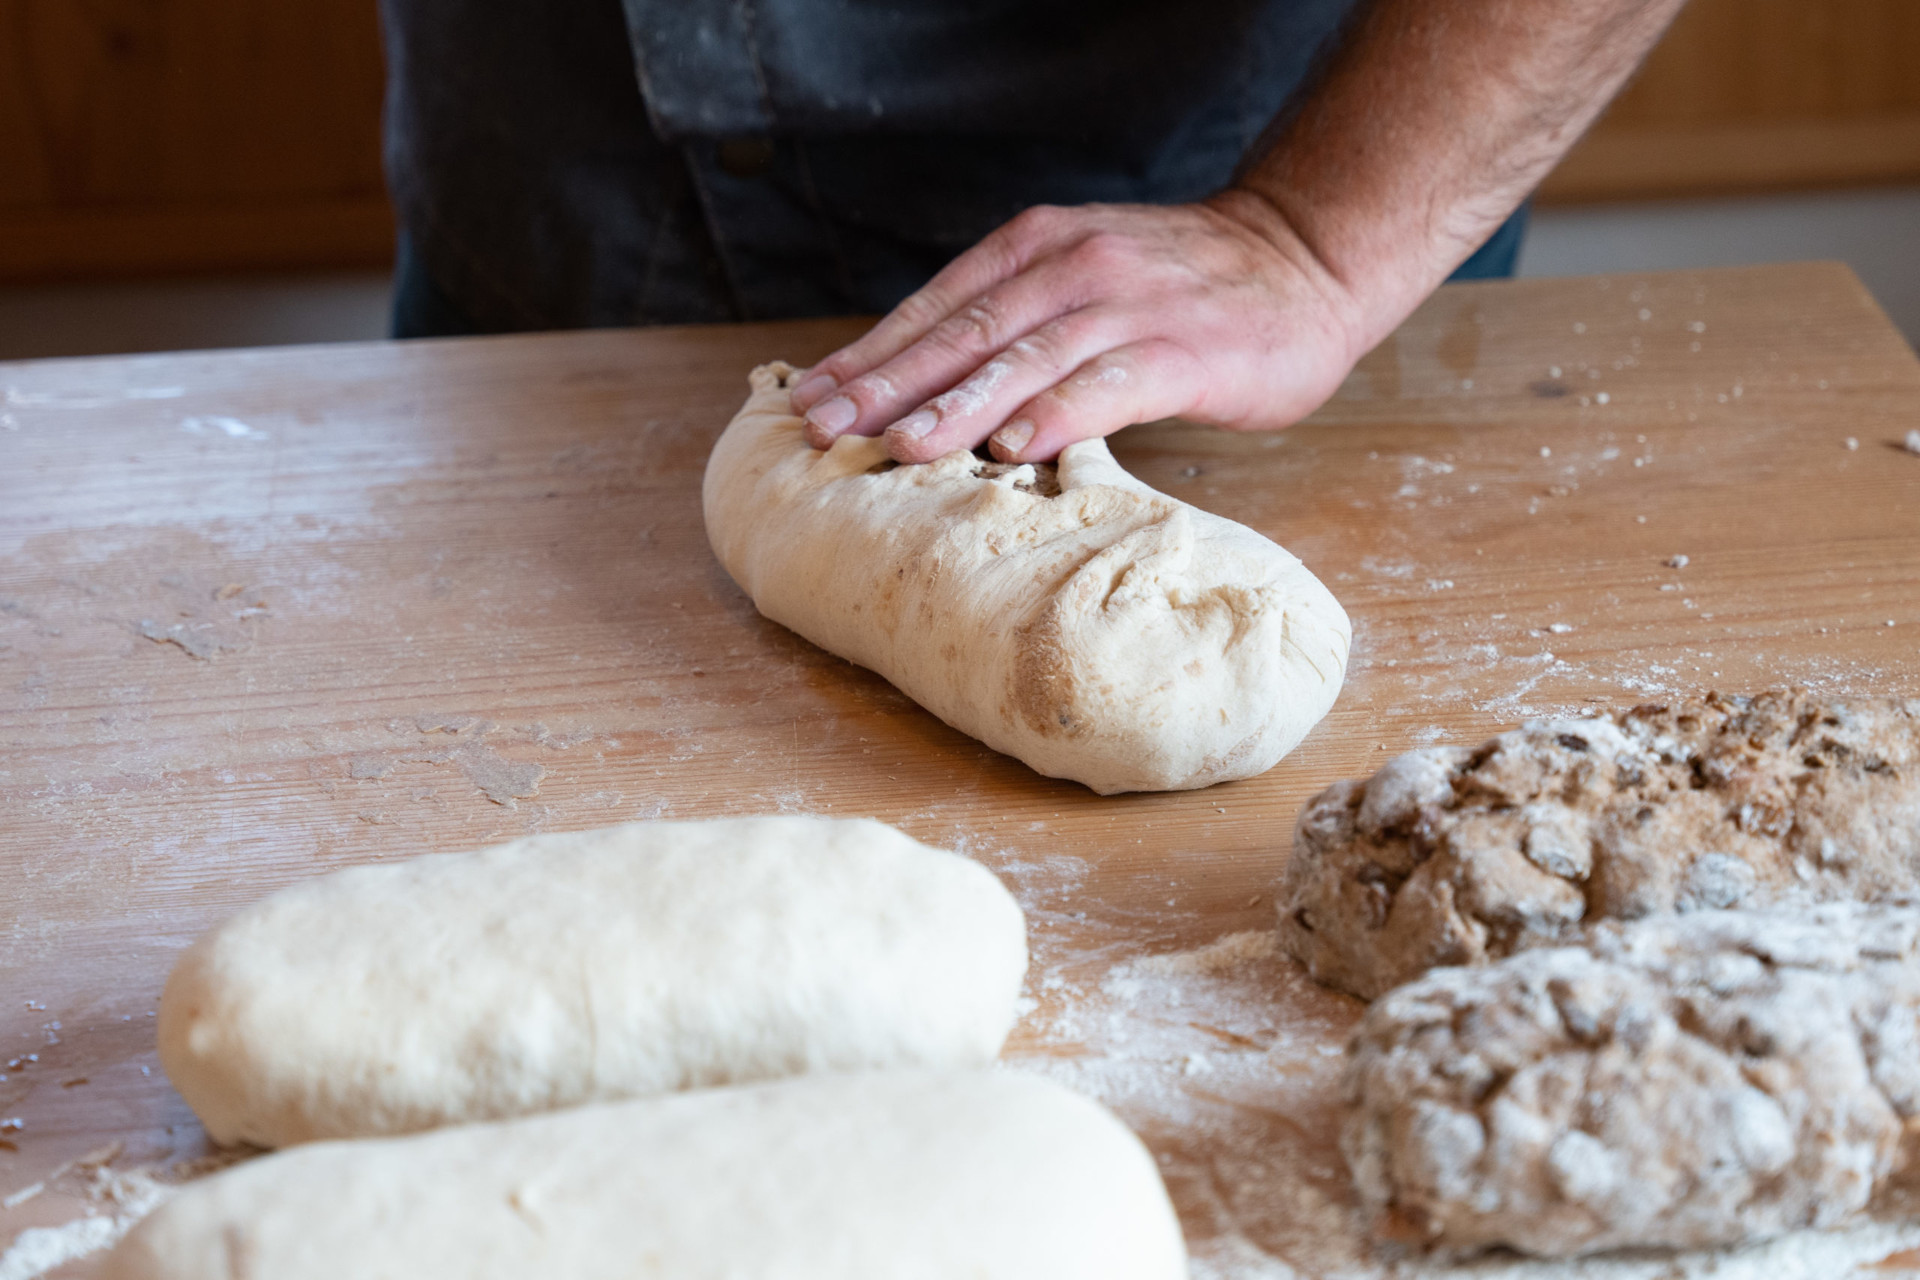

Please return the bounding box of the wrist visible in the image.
[1204,183,1420,369]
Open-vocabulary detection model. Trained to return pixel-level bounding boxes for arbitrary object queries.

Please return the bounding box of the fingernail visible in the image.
[990,419,1035,459]
[805,395,857,435]
[889,410,938,440]
[790,373,837,409]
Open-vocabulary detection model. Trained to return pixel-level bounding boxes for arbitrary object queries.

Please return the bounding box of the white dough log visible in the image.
[103,1070,1188,1280]
[703,362,1350,794]
[158,816,1027,1148]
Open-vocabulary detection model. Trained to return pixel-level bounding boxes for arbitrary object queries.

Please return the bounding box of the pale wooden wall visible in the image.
[0,0,390,282]
[1,0,1916,284]
[1541,0,1920,201]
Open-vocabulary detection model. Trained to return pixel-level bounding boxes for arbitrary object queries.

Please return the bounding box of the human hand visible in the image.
[788,191,1374,465]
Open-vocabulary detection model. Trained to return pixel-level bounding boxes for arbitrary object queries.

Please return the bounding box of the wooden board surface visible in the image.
[3,262,1919,1275]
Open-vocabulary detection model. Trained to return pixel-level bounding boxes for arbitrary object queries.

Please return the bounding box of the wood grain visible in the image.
[0,198,395,283]
[3,0,1919,282]
[1542,0,1920,201]
[0,0,390,281]
[2,262,1919,1274]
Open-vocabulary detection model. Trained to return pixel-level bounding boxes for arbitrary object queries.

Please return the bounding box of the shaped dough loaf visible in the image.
[703,362,1350,794]
[104,1069,1187,1280]
[158,816,1027,1147]
[1279,692,1920,998]
[1344,903,1920,1258]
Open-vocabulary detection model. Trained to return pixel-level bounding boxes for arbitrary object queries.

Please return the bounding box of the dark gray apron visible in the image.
[382,0,1524,336]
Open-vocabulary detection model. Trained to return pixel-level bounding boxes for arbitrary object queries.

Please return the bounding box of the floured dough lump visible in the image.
[1343,902,1920,1257]
[703,362,1351,794]
[1279,692,1920,997]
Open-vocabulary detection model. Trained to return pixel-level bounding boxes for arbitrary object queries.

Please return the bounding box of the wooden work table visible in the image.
[4,261,1919,1276]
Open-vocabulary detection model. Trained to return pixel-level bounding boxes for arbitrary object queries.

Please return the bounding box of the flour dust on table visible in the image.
[1007,898,1920,1280]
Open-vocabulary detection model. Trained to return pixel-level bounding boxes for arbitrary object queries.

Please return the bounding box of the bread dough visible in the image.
[1278,692,1920,997]
[103,1070,1187,1280]
[1343,902,1920,1258]
[702,363,1351,794]
[159,816,1027,1147]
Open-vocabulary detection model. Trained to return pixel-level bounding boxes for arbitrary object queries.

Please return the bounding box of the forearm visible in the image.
[1233,0,1687,352]
[790,0,1687,463]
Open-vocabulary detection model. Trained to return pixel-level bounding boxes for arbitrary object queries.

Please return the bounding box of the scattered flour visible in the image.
[0,1214,131,1280]
[178,415,266,441]
[1003,895,1920,1279]
[12,890,1920,1278]
[1359,558,1419,580]
[1111,930,1279,981]
[0,1164,169,1280]
[0,1149,250,1280]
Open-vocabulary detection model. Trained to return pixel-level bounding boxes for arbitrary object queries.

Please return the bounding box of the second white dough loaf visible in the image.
[104,1071,1188,1280]
[158,816,1027,1147]
[703,363,1351,794]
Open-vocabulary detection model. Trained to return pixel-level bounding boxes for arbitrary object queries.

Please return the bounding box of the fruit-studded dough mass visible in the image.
[703,363,1351,794]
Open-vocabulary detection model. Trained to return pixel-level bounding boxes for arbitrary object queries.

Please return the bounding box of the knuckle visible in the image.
[1007,307,1111,379]
[1069,232,1127,275]
[1005,324,1071,376]
[811,353,857,383]
[1136,337,1205,387]
[844,368,902,408]
[1069,359,1111,390]
[1003,204,1089,261]
[1029,379,1081,415]
[1048,353,1135,404]
[1008,204,1067,243]
[931,297,1010,357]
[930,357,1015,417]
[890,289,948,332]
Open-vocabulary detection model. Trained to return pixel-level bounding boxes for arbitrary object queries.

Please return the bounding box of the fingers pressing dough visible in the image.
[703,362,1351,794]
[159,816,1027,1147]
[1344,902,1920,1258]
[103,1070,1188,1280]
[1278,691,1920,998]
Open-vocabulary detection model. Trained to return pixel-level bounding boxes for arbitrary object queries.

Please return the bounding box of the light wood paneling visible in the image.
[1542,0,1920,201]
[0,0,1916,282]
[0,0,390,282]
[0,198,395,281]
[3,264,1919,1272]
